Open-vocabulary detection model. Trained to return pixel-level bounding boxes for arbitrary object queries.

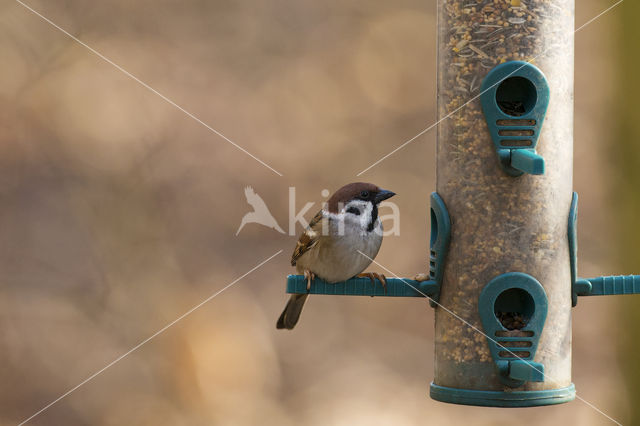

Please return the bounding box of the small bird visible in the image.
[277,182,396,330]
[236,186,285,235]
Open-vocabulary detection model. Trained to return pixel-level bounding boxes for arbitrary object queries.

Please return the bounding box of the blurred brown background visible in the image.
[0,0,636,424]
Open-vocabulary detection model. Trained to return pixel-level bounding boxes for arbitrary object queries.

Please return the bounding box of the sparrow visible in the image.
[277,182,396,330]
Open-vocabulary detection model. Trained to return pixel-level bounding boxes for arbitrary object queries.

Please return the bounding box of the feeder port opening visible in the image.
[496,76,537,117]
[494,287,535,330]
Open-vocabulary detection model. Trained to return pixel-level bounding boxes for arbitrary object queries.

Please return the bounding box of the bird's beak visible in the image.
[375,189,396,203]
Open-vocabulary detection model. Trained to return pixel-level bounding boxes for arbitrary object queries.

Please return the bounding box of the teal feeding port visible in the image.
[480,61,550,177]
[479,273,548,388]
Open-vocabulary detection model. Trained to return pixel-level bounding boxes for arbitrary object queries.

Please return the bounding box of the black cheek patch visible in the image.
[346,207,361,216]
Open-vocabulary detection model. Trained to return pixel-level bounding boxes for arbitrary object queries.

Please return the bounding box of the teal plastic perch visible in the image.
[569,192,640,304]
[286,275,439,298]
[510,149,545,175]
[575,275,640,296]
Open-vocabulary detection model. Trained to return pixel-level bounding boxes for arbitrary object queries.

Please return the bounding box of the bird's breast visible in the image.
[295,219,383,282]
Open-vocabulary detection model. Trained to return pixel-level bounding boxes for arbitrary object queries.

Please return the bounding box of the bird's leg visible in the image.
[376,273,387,294]
[303,269,315,291]
[357,272,387,294]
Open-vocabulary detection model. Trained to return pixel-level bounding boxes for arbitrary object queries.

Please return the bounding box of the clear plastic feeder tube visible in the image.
[434,0,574,392]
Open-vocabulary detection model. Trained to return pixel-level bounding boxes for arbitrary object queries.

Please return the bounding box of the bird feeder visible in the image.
[284,0,640,407]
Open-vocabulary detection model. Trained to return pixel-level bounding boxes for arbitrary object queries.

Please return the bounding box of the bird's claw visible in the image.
[303,270,315,291]
[357,272,387,294]
[414,273,430,282]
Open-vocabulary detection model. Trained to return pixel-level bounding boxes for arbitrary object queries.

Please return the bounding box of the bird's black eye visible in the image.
[346,207,361,216]
[360,191,370,198]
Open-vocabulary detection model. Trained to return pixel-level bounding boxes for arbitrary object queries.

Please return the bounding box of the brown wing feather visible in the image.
[291,210,324,266]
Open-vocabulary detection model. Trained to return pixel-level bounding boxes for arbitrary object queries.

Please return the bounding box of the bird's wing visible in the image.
[291,210,324,266]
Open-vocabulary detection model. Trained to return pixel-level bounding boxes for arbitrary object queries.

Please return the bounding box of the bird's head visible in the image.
[326,182,395,217]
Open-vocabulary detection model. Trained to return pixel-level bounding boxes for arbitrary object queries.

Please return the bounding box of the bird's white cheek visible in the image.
[375,221,384,236]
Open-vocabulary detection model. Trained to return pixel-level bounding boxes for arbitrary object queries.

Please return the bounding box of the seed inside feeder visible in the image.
[496,311,529,330]
[497,100,526,116]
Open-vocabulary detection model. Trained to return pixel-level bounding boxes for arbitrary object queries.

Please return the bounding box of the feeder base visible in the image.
[430,382,575,407]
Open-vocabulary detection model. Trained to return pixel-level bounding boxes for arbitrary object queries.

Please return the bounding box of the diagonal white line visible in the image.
[575,0,623,33]
[14,0,284,177]
[356,0,624,176]
[17,249,283,426]
[575,395,624,426]
[357,251,623,426]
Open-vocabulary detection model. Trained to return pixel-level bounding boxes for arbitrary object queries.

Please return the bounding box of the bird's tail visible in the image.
[276,293,308,330]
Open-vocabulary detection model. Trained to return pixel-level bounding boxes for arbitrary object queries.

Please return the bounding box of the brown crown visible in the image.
[326,182,380,213]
